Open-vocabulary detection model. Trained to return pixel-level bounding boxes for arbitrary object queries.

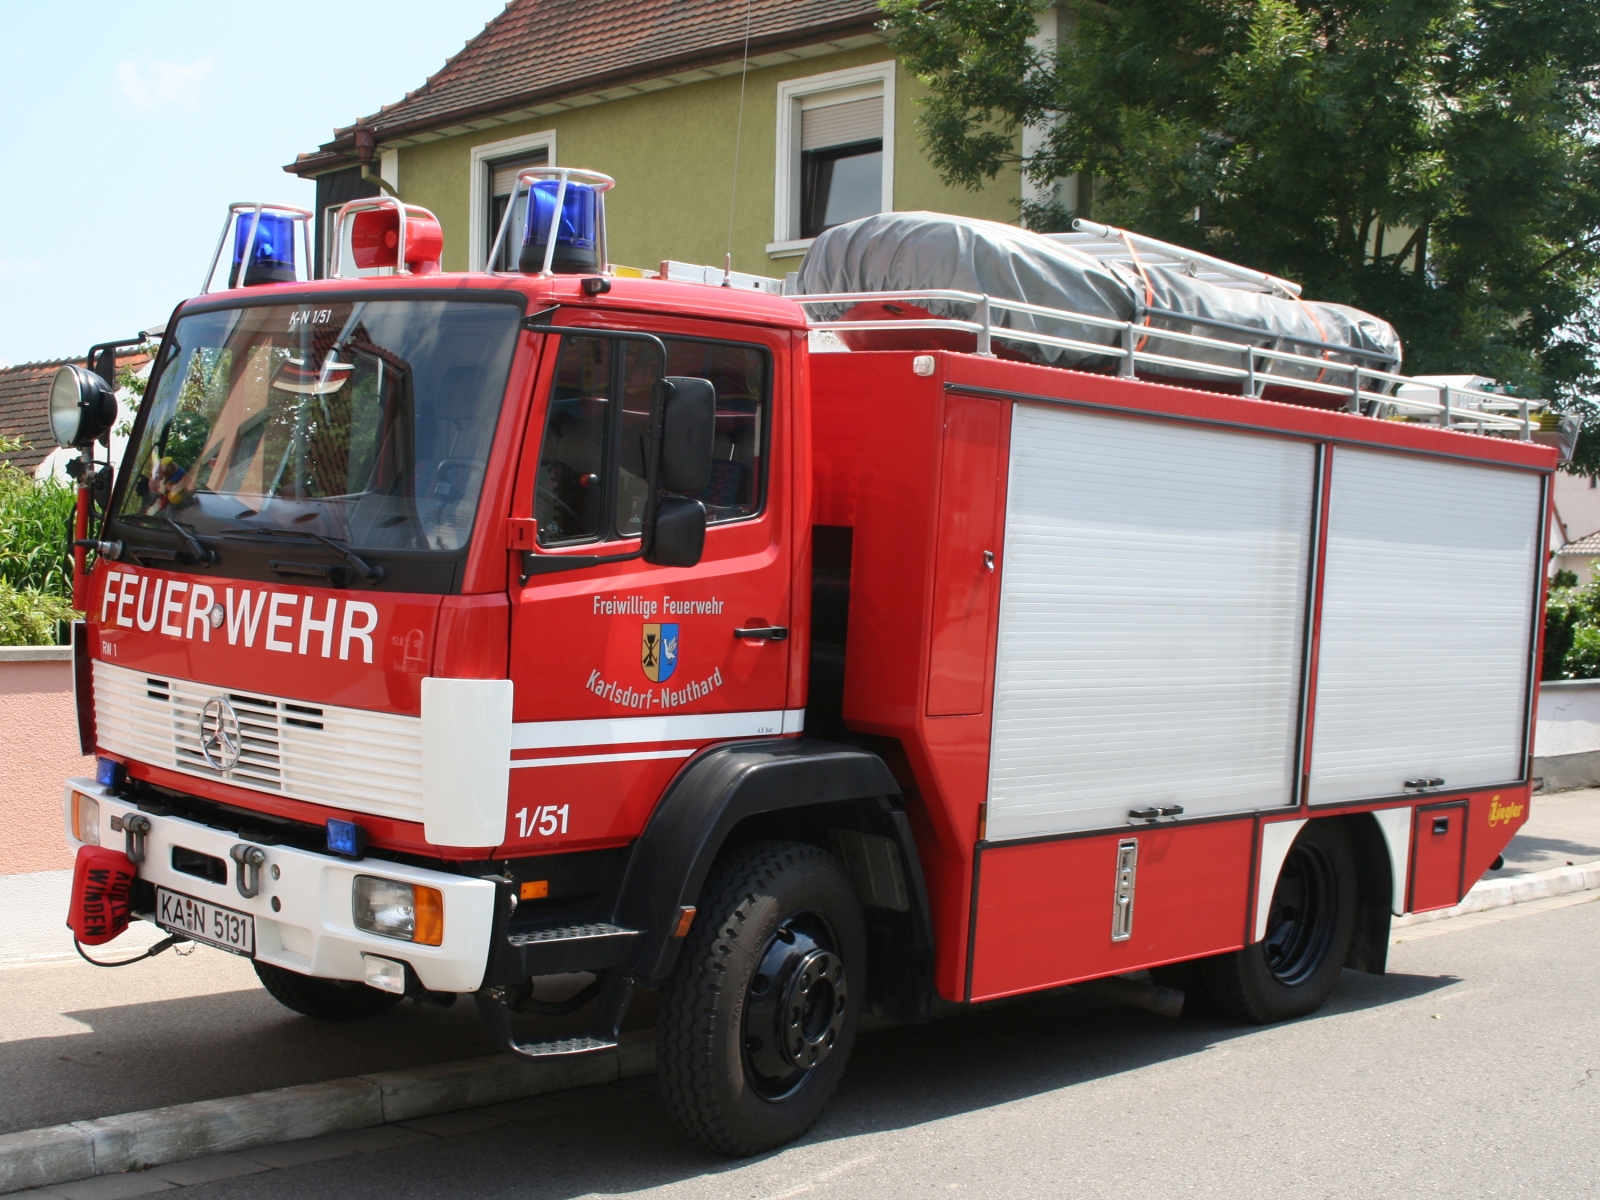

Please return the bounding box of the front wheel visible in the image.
[253,961,403,1021]
[1202,819,1357,1023]
[657,840,866,1156]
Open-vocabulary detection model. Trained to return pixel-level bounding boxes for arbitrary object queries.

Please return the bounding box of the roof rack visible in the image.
[791,286,1545,439]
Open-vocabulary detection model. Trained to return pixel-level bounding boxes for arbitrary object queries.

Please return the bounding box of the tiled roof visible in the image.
[0,360,78,473]
[288,0,883,175]
[0,355,150,474]
[1559,531,1600,556]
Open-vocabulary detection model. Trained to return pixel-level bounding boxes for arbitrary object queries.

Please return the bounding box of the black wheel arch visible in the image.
[1336,811,1395,975]
[614,738,936,1021]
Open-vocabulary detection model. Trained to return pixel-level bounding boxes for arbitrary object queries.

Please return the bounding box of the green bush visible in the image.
[0,436,80,644]
[0,581,77,646]
[1544,571,1600,680]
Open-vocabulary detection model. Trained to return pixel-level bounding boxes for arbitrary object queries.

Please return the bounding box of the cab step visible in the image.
[502,922,639,976]
[494,1033,617,1057]
[475,976,635,1064]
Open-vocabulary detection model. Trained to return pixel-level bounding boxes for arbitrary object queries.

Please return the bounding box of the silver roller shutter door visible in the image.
[1307,449,1542,804]
[987,405,1315,840]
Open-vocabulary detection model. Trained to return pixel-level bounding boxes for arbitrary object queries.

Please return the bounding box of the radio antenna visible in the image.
[723,0,753,286]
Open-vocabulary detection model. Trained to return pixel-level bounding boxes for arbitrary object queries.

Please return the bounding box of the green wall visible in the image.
[393,45,1020,277]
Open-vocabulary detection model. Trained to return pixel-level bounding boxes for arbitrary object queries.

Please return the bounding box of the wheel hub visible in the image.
[1263,842,1338,987]
[742,916,848,1097]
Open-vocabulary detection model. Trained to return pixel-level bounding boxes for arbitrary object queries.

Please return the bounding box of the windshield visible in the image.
[117,298,520,553]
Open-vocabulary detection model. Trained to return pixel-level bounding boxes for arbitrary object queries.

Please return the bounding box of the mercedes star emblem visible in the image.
[198,696,243,772]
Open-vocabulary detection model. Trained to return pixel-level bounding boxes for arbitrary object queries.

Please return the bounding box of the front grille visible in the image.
[94,661,424,823]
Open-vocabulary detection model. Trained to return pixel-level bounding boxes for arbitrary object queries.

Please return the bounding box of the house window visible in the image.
[771,63,895,258]
[467,129,557,270]
[799,97,883,238]
[487,148,549,270]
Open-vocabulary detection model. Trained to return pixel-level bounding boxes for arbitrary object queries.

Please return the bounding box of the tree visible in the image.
[882,0,1600,451]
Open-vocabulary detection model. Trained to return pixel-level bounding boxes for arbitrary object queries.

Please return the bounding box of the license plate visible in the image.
[155,887,255,956]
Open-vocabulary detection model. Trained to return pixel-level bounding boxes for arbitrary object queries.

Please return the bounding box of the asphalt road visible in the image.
[123,889,1599,1200]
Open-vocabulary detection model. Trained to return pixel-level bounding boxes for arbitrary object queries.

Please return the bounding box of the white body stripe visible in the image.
[511,748,697,769]
[510,708,804,750]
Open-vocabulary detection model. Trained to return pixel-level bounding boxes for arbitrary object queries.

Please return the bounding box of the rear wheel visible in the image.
[253,961,403,1021]
[657,840,866,1156]
[1202,819,1357,1023]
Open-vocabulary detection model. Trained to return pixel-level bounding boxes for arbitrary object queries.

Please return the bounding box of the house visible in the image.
[0,352,150,481]
[285,0,1033,280]
[0,360,82,475]
[1550,470,1600,582]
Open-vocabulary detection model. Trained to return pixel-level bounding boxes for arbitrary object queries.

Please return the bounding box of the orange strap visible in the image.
[1292,296,1333,386]
[1119,230,1155,354]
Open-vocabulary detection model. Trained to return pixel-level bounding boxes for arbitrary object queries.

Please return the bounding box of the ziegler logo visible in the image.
[1487,794,1525,827]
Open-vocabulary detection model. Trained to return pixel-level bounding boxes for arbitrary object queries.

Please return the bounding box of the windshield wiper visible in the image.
[164,517,219,565]
[109,516,219,566]
[218,527,384,584]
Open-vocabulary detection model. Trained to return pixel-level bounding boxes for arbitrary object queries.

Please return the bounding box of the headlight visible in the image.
[70,792,100,846]
[352,876,442,945]
[49,365,117,448]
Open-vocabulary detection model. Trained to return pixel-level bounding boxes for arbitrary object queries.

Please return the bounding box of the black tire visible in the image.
[657,839,866,1156]
[253,960,404,1021]
[1202,819,1357,1024]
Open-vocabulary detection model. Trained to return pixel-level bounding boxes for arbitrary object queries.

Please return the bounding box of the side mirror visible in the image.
[646,496,707,567]
[658,377,716,494]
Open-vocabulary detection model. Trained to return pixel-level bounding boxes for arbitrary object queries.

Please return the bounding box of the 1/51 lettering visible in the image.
[515,805,569,838]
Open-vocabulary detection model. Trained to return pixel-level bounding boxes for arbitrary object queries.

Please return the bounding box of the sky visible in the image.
[0,0,508,367]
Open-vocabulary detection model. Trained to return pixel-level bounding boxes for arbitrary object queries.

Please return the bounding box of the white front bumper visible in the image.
[63,779,497,993]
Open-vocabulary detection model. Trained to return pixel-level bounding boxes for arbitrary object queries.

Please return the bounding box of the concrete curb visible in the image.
[0,646,71,663]
[0,1036,655,1194]
[1394,858,1600,928]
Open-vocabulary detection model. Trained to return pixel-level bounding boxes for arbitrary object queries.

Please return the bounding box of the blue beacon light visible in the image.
[519,180,599,274]
[232,211,298,287]
[326,818,368,859]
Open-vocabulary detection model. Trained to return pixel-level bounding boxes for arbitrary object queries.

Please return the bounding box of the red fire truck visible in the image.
[50,169,1551,1155]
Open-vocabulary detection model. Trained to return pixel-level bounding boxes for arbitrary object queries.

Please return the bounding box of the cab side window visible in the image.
[665,340,765,524]
[534,337,611,543]
[534,334,769,546]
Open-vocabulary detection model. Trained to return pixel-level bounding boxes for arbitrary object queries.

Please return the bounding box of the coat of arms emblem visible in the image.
[642,622,679,682]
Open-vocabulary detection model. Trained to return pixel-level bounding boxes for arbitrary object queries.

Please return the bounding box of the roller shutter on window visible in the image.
[1307,449,1542,805]
[986,405,1315,841]
[800,96,882,151]
[491,149,549,198]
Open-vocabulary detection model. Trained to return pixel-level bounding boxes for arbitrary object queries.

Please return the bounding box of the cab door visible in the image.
[501,324,794,855]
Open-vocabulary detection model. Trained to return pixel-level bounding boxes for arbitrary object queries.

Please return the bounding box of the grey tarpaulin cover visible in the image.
[796,211,1402,385]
